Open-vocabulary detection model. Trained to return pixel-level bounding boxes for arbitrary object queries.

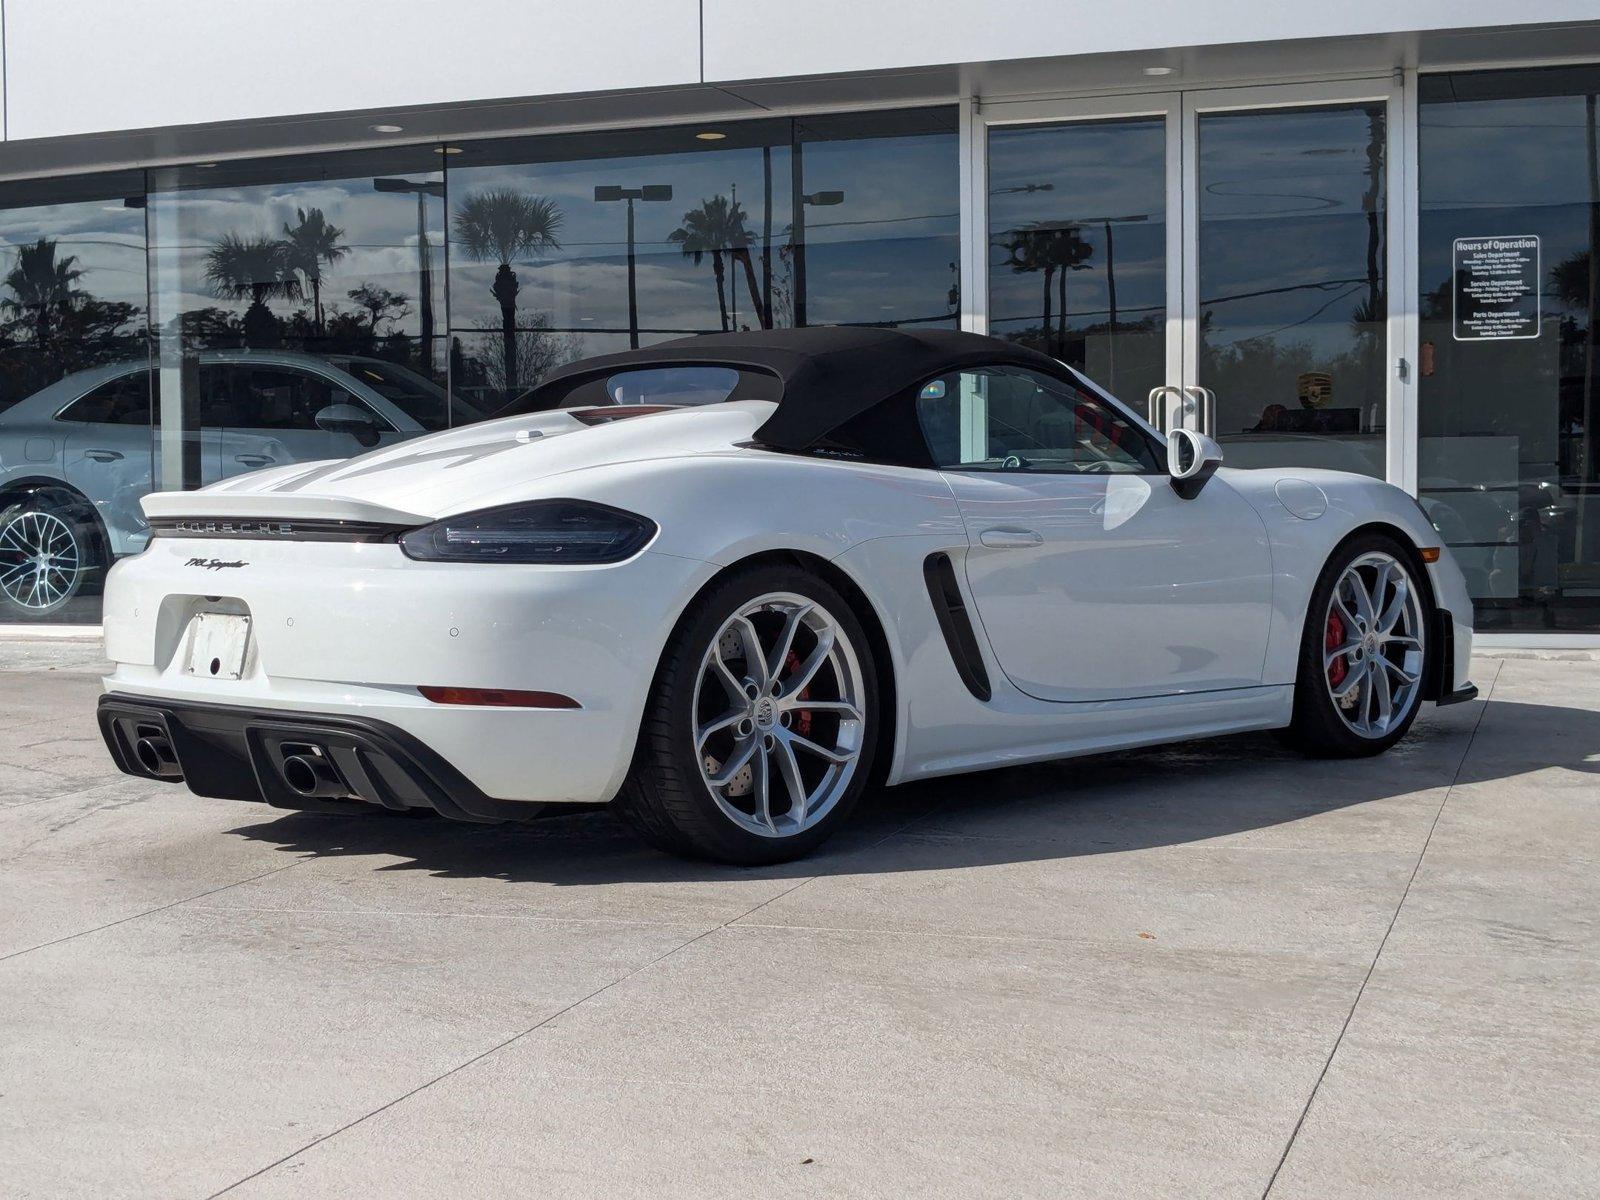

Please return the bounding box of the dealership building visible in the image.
[0,2,1598,642]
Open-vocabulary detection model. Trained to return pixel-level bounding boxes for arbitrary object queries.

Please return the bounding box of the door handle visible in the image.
[1181,386,1216,438]
[979,527,1044,549]
[84,449,123,462]
[1146,385,1183,433]
[234,454,274,466]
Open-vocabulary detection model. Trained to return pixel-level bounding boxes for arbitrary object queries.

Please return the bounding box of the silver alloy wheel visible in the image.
[693,591,867,838]
[1323,550,1426,739]
[0,509,83,613]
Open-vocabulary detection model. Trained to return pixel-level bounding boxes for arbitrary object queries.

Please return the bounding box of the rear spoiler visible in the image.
[140,490,427,528]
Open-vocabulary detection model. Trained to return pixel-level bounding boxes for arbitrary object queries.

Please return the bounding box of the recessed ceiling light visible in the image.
[434,145,463,155]
[371,123,404,134]
[1143,65,1176,76]
[695,131,727,141]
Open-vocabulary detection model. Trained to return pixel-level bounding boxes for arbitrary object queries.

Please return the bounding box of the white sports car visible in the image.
[97,328,1477,863]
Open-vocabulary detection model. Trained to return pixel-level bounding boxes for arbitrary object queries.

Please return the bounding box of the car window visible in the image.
[916,365,1160,475]
[331,358,469,431]
[221,367,389,433]
[196,365,236,428]
[597,366,741,407]
[57,371,152,426]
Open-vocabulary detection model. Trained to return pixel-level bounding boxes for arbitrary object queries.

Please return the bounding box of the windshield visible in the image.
[333,358,484,430]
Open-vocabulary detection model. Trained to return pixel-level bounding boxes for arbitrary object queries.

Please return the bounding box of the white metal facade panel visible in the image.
[3,0,703,141]
[701,1,1599,86]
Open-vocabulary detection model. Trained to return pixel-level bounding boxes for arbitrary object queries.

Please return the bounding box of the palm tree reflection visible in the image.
[453,188,563,401]
[203,233,302,348]
[670,194,769,331]
[3,238,85,349]
[281,207,349,335]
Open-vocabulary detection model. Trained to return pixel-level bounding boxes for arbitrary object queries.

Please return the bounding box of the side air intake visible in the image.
[923,552,992,702]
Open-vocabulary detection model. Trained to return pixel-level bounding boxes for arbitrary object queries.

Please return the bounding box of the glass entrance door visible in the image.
[980,95,1180,408]
[1183,83,1401,477]
[977,81,1402,477]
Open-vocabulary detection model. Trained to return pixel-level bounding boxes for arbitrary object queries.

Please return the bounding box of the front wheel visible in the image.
[0,497,101,619]
[1284,533,1429,758]
[615,565,879,864]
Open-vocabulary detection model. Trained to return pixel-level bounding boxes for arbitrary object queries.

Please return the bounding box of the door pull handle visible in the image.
[979,527,1044,549]
[234,454,274,466]
[84,449,123,462]
[1181,386,1216,438]
[1146,385,1183,433]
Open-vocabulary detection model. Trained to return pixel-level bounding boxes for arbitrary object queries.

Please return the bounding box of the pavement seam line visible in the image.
[205,886,804,1197]
[205,801,944,1196]
[1259,658,1504,1198]
[0,856,314,965]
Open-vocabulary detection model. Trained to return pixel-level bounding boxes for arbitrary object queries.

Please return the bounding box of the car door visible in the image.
[59,367,161,556]
[217,363,400,479]
[921,364,1273,703]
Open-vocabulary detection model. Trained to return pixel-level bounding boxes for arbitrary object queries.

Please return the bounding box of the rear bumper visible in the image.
[98,694,542,822]
[99,538,718,803]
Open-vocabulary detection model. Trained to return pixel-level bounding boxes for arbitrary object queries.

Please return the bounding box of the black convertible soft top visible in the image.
[502,326,1068,455]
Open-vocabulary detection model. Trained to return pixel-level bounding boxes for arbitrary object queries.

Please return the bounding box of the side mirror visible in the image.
[1167,428,1222,499]
[315,402,380,448]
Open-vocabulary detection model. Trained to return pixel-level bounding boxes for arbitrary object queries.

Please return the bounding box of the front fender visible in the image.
[1223,468,1473,686]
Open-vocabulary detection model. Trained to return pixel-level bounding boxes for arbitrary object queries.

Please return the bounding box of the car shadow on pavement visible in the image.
[223,698,1597,886]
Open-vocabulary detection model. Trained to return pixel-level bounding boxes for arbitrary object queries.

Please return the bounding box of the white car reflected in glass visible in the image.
[0,351,467,618]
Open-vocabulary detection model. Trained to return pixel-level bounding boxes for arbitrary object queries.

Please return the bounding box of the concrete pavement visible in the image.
[0,641,1595,1197]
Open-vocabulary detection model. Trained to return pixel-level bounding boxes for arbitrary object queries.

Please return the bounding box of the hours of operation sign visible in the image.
[1453,235,1540,341]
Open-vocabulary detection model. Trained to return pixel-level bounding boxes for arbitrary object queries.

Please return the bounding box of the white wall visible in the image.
[4,0,1598,142]
[3,0,702,141]
[702,0,1600,81]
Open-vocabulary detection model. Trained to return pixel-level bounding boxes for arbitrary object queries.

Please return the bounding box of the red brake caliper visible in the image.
[1325,611,1348,688]
[784,650,813,738]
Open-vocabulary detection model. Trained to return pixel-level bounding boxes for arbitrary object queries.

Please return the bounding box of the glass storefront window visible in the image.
[446,120,794,411]
[0,172,148,623]
[0,103,963,623]
[791,110,960,332]
[1420,67,1600,631]
[446,108,959,410]
[146,147,451,512]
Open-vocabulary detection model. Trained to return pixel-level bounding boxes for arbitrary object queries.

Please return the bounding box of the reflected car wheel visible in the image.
[0,497,101,619]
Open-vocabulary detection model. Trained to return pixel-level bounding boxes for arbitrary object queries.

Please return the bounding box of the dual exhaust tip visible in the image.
[280,748,353,799]
[134,732,182,780]
[127,723,351,801]
[132,728,349,802]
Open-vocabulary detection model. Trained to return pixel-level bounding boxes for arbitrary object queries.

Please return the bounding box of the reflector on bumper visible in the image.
[418,686,580,709]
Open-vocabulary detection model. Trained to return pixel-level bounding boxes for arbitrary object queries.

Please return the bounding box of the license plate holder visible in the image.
[184,612,252,680]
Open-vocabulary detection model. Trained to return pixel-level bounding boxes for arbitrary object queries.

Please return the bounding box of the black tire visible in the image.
[1284,531,1430,758]
[614,563,880,865]
[0,491,105,620]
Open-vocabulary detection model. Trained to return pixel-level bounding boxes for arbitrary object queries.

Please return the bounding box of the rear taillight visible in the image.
[418,686,580,709]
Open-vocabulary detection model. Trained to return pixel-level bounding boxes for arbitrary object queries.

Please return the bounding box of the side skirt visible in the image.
[899,684,1295,782]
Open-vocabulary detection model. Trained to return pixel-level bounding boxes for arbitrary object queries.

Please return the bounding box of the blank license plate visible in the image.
[185,612,252,679]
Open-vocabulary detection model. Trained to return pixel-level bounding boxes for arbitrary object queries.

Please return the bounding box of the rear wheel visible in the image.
[1285,533,1429,757]
[0,494,102,620]
[615,564,879,864]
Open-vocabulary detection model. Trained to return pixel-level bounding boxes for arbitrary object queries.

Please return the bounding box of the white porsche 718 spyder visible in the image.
[97,328,1477,863]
